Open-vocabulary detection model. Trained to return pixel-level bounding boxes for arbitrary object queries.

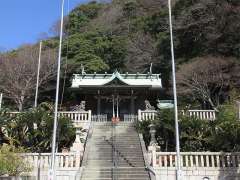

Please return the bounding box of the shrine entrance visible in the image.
[93,90,138,121]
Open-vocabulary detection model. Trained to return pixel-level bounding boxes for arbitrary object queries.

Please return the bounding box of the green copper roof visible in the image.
[71,71,162,89]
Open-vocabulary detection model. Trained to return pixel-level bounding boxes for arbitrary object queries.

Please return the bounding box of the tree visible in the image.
[62,32,109,74]
[123,0,138,32]
[0,45,57,111]
[174,0,240,58]
[66,1,103,34]
[176,56,237,111]
[125,32,156,72]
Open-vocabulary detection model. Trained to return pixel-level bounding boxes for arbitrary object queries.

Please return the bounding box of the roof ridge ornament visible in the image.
[113,69,119,74]
[81,64,86,75]
[150,63,153,75]
[149,63,153,81]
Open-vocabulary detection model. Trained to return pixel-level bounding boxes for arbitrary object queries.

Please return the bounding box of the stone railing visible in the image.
[8,111,92,124]
[148,151,240,180]
[138,110,157,121]
[58,111,92,123]
[92,114,108,122]
[138,109,216,121]
[7,111,20,117]
[150,152,240,168]
[21,152,82,169]
[186,110,216,120]
[124,114,138,122]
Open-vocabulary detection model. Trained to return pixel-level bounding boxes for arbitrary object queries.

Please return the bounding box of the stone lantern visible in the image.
[149,123,157,146]
[70,125,84,154]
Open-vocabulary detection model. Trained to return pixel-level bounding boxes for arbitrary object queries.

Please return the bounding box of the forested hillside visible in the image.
[0,0,240,110]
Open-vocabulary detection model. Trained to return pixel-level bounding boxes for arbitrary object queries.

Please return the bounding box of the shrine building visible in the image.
[71,71,162,121]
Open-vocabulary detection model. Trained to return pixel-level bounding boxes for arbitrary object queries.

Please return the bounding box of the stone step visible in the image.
[83,167,149,172]
[81,121,150,180]
[82,174,149,178]
[81,178,149,180]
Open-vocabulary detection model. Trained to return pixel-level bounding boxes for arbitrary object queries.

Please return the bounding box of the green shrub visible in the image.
[0,103,75,152]
[138,107,240,152]
[180,115,212,151]
[209,104,240,151]
[0,144,31,176]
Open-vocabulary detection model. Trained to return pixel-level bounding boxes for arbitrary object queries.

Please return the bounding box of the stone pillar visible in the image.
[148,145,160,169]
[138,109,142,121]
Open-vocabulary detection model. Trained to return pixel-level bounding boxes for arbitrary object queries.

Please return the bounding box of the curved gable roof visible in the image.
[71,71,162,89]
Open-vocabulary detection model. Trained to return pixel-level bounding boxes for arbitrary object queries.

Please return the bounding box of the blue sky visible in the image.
[0,0,91,51]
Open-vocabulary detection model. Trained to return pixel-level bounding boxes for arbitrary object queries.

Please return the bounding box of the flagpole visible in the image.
[49,0,65,179]
[34,41,42,108]
[167,0,182,179]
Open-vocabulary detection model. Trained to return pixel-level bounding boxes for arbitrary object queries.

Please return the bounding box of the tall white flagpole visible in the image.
[49,0,65,179]
[0,93,3,110]
[34,41,42,108]
[167,0,182,179]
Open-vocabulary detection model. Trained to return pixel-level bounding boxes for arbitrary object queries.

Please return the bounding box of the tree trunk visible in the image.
[17,95,25,111]
[18,102,23,111]
[208,97,219,112]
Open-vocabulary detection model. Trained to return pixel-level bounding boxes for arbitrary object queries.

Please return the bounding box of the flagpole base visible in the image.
[176,169,183,180]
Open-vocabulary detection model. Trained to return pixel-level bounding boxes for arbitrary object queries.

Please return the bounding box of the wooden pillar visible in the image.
[130,90,135,115]
[97,90,101,115]
[97,97,101,115]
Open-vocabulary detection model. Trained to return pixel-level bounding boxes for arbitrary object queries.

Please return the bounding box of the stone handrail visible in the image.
[150,152,240,169]
[21,152,82,169]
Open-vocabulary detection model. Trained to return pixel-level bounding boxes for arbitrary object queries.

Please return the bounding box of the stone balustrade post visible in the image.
[148,145,160,168]
[138,109,142,121]
[75,152,81,167]
[88,110,92,121]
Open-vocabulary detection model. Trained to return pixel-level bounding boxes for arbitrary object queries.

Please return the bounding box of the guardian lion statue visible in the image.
[72,101,86,111]
[145,100,155,110]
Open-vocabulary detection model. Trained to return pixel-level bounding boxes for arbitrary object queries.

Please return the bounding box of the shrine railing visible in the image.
[21,152,82,169]
[7,111,20,117]
[124,114,138,122]
[149,152,240,169]
[138,109,216,121]
[58,111,92,123]
[92,114,108,122]
[138,110,157,121]
[184,110,216,120]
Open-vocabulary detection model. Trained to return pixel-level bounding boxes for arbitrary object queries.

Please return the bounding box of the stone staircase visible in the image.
[81,122,151,180]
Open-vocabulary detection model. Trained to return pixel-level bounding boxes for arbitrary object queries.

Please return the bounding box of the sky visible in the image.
[0,0,91,51]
